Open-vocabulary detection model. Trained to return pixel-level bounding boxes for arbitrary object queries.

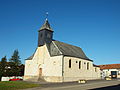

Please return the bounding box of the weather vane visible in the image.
[45,12,49,20]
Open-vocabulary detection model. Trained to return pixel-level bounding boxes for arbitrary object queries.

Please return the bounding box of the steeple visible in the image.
[38,16,54,46]
[39,12,53,32]
[39,19,53,31]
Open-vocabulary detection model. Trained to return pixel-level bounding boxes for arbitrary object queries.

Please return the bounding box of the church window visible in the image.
[87,62,89,70]
[95,68,97,72]
[69,59,71,68]
[79,61,81,69]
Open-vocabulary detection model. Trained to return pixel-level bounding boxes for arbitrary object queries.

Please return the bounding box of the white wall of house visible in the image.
[63,56,101,82]
[101,69,120,78]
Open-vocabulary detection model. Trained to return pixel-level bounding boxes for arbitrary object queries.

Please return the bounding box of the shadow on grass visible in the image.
[90,84,120,90]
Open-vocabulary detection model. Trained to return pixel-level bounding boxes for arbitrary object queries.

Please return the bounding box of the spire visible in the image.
[39,12,53,31]
[39,19,53,31]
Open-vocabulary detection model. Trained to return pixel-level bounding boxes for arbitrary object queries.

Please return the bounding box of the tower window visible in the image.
[69,59,71,68]
[79,61,81,69]
[41,34,43,37]
[87,62,89,70]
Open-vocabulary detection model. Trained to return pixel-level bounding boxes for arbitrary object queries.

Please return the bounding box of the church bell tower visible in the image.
[38,18,53,46]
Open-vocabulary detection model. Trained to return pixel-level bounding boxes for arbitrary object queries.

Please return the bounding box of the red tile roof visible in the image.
[99,64,120,70]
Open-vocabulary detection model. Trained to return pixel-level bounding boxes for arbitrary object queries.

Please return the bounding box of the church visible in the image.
[24,18,101,82]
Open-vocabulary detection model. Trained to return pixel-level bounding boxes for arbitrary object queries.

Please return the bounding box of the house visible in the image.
[24,18,101,82]
[99,64,120,79]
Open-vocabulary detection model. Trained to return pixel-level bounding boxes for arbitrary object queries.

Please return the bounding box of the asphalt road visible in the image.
[23,79,120,90]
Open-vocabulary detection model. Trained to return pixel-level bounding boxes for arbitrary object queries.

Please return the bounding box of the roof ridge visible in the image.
[54,40,82,49]
[53,40,91,61]
[99,64,120,69]
[52,41,63,55]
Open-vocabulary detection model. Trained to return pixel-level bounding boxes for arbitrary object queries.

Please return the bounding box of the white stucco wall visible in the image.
[43,55,63,76]
[24,44,63,82]
[24,60,38,76]
[24,46,45,77]
[63,56,101,82]
[101,69,120,78]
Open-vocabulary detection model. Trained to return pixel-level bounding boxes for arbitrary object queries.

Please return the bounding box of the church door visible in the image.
[39,68,42,76]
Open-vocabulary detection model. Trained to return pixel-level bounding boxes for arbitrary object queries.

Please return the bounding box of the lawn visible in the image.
[0,81,40,90]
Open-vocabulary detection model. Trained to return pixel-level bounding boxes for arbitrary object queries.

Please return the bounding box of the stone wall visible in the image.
[63,56,101,82]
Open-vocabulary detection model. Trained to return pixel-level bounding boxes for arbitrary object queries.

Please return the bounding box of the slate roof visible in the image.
[99,64,120,69]
[52,40,92,61]
[39,19,53,31]
[26,55,34,60]
[26,40,92,61]
[93,64,99,67]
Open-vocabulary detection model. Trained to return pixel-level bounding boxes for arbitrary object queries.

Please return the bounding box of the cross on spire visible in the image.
[39,12,53,31]
[45,12,49,20]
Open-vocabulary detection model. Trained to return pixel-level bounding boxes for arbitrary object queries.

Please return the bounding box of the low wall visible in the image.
[1,76,23,81]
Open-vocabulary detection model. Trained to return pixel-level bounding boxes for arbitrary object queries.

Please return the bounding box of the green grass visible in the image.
[0,81,40,90]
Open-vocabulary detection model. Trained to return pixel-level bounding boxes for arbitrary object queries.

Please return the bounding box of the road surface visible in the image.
[22,79,120,90]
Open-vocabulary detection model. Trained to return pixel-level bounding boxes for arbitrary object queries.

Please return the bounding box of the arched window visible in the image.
[69,59,71,68]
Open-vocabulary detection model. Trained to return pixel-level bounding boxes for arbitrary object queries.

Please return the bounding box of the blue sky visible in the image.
[0,0,120,65]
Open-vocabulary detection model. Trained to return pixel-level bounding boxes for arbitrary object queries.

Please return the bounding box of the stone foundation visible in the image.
[44,76,63,82]
[24,75,63,82]
[24,75,39,82]
[24,75,101,82]
[63,77,101,82]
